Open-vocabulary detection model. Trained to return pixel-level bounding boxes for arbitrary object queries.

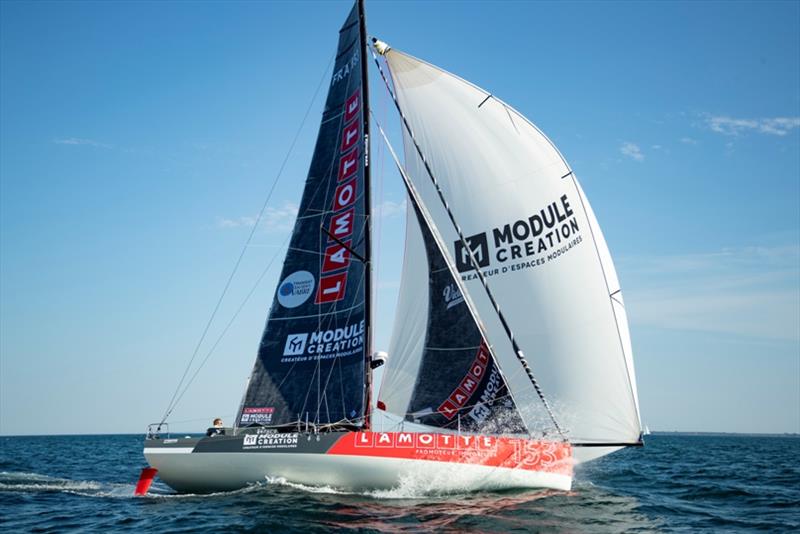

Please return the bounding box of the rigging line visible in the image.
[307,69,358,428]
[165,413,236,425]
[248,95,359,426]
[370,47,566,441]
[338,356,346,420]
[303,265,367,425]
[159,53,336,425]
[168,235,291,417]
[307,74,371,427]
[303,245,368,423]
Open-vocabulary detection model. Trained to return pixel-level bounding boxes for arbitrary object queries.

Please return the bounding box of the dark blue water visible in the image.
[1,433,797,532]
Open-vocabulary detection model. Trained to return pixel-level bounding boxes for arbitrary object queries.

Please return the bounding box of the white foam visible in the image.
[0,471,134,498]
[263,476,355,495]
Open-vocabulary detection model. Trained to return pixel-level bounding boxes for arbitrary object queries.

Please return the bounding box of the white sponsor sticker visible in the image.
[283,333,308,355]
[277,270,315,308]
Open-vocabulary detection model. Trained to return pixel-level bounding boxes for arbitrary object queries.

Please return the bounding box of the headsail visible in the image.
[381,200,526,433]
[379,48,642,444]
[236,3,371,429]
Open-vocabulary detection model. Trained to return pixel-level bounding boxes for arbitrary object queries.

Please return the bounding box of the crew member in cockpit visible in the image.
[206,417,225,437]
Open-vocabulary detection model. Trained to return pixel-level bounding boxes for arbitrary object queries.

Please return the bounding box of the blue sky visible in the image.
[1,0,798,436]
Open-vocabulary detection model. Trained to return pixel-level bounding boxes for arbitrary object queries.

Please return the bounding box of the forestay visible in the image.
[236,4,371,429]
[379,49,641,444]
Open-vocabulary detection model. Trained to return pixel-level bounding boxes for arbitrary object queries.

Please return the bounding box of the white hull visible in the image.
[145,449,571,494]
[143,431,572,494]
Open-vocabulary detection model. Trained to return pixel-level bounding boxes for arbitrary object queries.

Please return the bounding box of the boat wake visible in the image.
[262,470,559,500]
[0,471,265,500]
[1,468,567,502]
[0,471,132,498]
[263,476,355,496]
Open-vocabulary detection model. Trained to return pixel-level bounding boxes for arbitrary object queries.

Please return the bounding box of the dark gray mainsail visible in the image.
[237,2,371,429]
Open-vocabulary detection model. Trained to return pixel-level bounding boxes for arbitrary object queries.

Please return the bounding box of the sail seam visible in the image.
[320,111,345,125]
[335,39,357,60]
[339,20,359,34]
[264,301,364,321]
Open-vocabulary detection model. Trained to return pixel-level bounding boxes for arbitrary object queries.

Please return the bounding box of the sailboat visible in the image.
[141,0,642,495]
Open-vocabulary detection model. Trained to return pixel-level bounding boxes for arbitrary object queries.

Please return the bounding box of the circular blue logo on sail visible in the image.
[277,271,315,308]
[279,282,294,296]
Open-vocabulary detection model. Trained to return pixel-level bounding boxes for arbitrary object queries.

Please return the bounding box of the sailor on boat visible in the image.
[206,418,225,437]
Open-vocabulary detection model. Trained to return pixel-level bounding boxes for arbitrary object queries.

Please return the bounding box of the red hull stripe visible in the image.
[327,432,572,475]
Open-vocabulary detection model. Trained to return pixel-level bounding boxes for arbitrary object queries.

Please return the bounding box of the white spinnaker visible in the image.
[383,49,641,444]
[380,201,429,415]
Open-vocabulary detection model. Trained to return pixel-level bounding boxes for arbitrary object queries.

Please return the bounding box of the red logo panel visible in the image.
[316,272,348,304]
[338,147,359,182]
[344,89,360,122]
[321,241,352,273]
[328,208,354,241]
[438,399,459,420]
[449,389,470,408]
[333,178,357,212]
[341,120,360,152]
[460,375,478,394]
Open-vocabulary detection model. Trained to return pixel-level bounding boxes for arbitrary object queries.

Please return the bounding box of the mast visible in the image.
[357,0,373,430]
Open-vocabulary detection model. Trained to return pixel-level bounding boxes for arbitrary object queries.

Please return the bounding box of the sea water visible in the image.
[0,433,797,532]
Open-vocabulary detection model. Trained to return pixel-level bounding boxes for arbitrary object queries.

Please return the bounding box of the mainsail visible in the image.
[236,3,371,429]
[377,48,642,445]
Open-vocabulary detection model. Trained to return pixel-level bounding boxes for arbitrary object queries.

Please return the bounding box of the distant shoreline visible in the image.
[1,431,798,438]
[649,431,800,438]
